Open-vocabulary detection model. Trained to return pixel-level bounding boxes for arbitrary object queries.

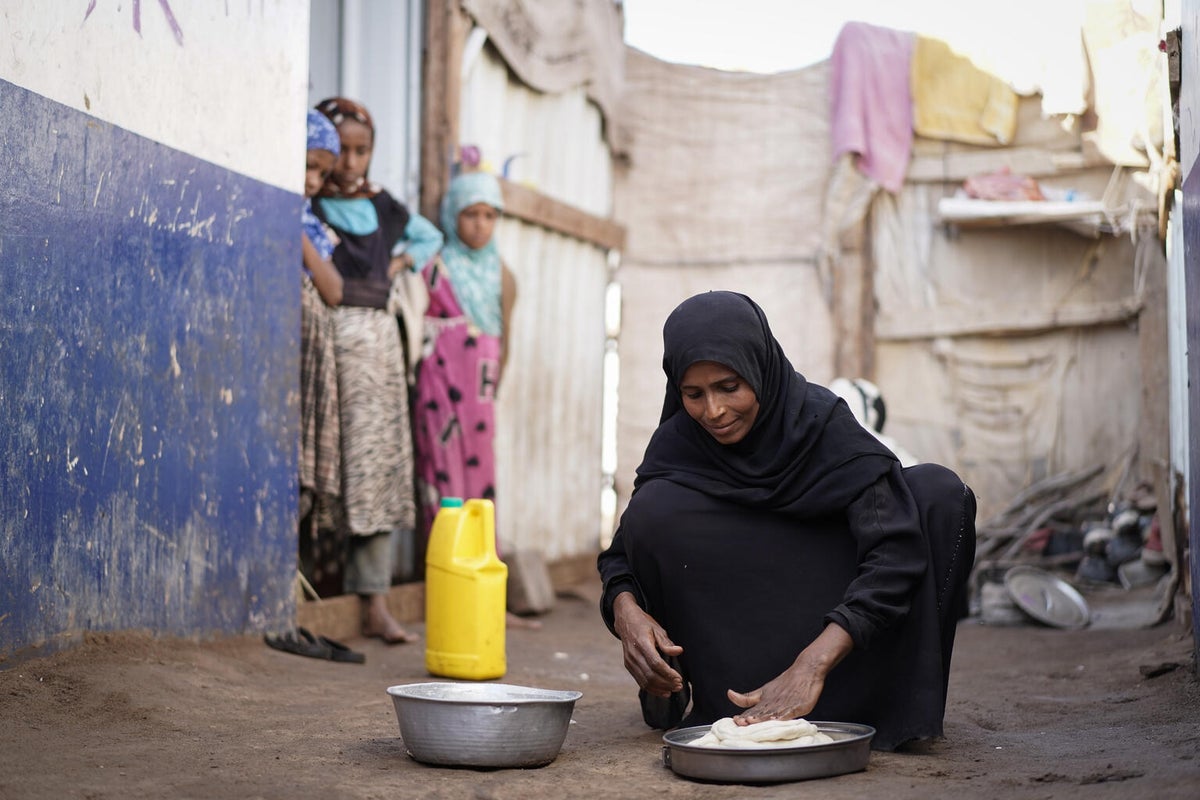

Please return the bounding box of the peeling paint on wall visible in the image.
[0,79,300,661]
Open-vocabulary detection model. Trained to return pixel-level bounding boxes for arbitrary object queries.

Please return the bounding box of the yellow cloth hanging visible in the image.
[911,35,1018,146]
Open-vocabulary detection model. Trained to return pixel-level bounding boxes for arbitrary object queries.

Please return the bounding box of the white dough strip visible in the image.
[691,717,834,749]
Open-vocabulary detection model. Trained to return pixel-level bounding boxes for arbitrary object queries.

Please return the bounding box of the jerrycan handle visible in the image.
[461,498,497,563]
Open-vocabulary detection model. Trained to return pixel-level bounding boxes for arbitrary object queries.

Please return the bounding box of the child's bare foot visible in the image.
[362,595,419,644]
[506,611,542,631]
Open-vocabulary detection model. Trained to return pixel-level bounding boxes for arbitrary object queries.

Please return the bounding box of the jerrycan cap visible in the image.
[440,497,464,508]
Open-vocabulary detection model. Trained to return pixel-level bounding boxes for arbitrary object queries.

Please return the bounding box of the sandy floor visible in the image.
[1,579,1197,800]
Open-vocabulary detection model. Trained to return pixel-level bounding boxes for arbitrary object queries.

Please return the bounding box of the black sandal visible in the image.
[318,634,366,664]
[263,627,331,660]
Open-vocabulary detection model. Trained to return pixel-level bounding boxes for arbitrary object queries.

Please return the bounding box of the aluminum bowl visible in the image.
[386,682,582,768]
[662,722,874,784]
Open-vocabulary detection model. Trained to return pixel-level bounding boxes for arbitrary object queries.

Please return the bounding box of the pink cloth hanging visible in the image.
[829,22,915,194]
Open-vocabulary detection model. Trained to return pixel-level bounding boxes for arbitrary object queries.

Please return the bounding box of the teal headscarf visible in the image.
[440,172,505,336]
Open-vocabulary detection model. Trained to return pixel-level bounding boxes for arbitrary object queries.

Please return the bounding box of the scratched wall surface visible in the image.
[0,80,300,660]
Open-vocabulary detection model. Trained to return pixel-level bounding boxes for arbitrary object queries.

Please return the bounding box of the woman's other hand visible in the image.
[387,252,414,278]
[727,623,853,724]
[611,591,683,697]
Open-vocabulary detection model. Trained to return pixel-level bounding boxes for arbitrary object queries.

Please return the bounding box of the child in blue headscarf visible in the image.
[302,109,344,306]
[413,159,516,542]
[299,110,343,550]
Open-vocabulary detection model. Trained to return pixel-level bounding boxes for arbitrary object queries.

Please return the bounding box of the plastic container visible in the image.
[425,498,508,680]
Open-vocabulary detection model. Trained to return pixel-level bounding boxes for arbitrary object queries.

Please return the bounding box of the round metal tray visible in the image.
[1003,565,1090,629]
[661,722,874,784]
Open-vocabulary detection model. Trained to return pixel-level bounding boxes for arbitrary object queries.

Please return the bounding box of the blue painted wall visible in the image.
[0,80,300,661]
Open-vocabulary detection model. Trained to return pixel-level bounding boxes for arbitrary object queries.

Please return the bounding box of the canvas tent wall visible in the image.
[611,22,1166,555]
[611,52,839,528]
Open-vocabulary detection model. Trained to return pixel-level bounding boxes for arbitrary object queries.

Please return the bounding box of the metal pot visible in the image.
[387,682,582,768]
[661,722,874,784]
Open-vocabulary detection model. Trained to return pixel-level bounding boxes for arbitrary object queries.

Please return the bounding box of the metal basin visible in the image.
[387,682,582,768]
[662,722,874,784]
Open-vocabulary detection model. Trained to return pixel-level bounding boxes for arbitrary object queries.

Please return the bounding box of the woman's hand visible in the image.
[611,592,683,697]
[387,252,414,278]
[727,623,853,725]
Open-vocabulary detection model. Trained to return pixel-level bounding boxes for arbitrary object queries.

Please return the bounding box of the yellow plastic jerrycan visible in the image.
[424,497,508,680]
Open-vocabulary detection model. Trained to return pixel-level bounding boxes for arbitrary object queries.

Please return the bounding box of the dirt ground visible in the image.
[1,577,1197,800]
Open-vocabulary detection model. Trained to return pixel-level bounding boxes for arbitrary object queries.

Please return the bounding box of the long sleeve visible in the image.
[823,464,927,650]
[400,212,444,270]
[596,524,645,637]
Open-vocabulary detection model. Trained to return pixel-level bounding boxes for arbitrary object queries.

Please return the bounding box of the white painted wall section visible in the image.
[0,0,308,192]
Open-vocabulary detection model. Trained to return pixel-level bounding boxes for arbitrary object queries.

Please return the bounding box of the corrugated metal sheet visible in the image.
[462,44,616,559]
[460,45,613,215]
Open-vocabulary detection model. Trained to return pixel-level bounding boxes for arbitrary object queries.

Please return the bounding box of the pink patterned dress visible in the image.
[414,257,501,538]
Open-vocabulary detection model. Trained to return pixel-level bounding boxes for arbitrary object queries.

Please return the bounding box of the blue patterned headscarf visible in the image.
[306,109,341,156]
[302,110,341,264]
[440,171,505,336]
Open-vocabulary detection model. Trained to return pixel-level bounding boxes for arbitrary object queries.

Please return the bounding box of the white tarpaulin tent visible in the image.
[612,3,1170,541]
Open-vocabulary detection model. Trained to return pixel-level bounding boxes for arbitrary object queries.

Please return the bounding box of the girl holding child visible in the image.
[299,110,342,534]
[312,97,442,644]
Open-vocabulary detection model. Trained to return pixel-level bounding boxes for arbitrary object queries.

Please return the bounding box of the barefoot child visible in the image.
[313,97,443,644]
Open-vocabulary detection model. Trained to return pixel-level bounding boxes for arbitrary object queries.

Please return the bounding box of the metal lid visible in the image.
[1003,566,1090,629]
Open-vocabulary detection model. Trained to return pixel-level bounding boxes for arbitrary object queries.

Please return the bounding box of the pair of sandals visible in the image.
[264,627,366,664]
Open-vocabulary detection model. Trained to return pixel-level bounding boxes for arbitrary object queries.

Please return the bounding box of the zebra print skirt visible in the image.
[299,278,340,501]
[331,305,416,536]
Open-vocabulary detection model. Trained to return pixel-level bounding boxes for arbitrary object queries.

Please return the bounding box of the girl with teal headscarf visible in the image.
[414,165,517,543]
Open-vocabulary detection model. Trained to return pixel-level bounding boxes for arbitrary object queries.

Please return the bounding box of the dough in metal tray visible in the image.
[690,717,834,749]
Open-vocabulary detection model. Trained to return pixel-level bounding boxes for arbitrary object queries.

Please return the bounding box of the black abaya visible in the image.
[598,462,976,751]
[597,292,978,751]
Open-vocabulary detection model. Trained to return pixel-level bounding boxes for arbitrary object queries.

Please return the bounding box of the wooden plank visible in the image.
[907,146,1110,184]
[876,297,1143,341]
[547,552,602,591]
[295,552,600,641]
[500,178,627,250]
[937,197,1112,228]
[297,583,425,643]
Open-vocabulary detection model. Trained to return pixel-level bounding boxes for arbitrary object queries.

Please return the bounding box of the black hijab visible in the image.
[635,291,897,518]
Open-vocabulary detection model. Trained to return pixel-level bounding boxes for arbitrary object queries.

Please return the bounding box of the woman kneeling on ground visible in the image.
[597,290,976,751]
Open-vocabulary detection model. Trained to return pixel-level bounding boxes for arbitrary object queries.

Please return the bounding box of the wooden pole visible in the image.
[420,0,468,223]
